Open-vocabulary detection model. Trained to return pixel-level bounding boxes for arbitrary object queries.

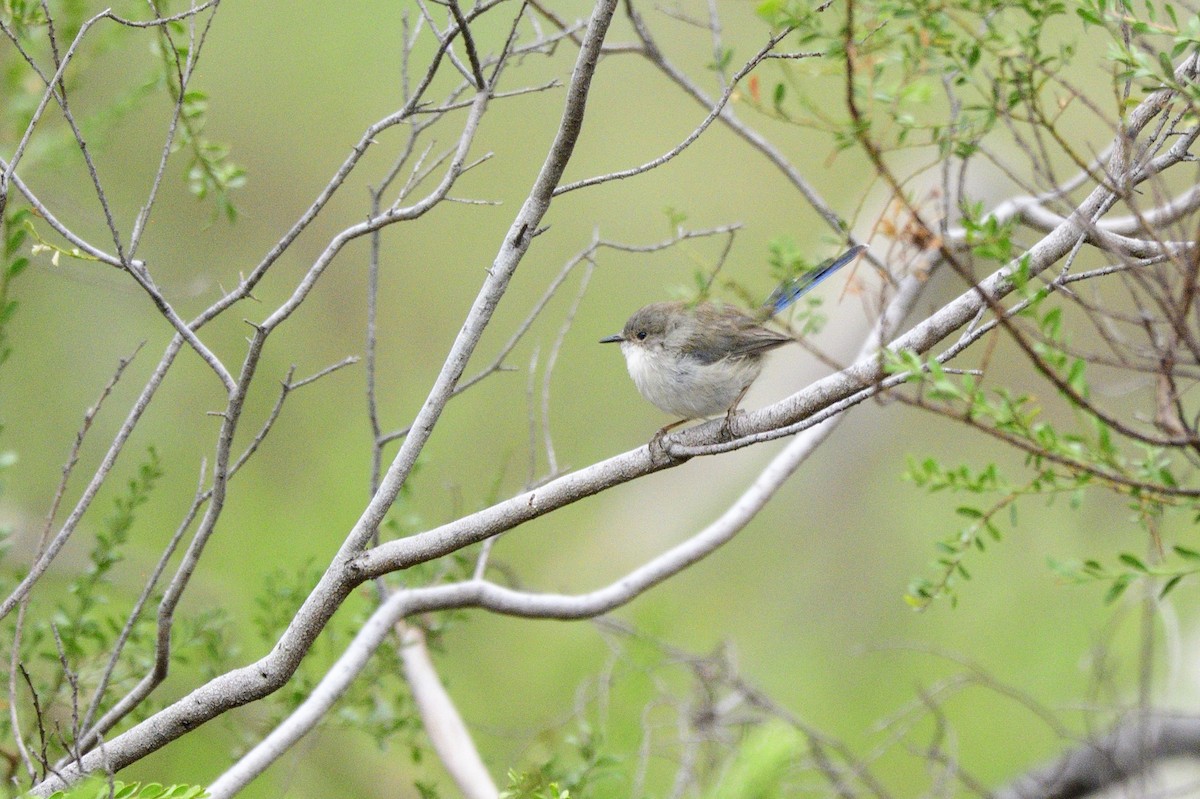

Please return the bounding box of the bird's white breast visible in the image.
[621,342,762,418]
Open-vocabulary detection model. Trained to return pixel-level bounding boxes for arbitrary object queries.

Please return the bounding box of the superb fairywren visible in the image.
[600,244,866,436]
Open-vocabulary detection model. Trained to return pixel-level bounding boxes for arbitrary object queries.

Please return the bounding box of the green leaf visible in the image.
[1159,574,1185,599]
[1158,50,1175,78]
[1117,553,1147,571]
[1173,545,1200,561]
[772,81,786,111]
[1104,574,1133,604]
[1066,358,1087,393]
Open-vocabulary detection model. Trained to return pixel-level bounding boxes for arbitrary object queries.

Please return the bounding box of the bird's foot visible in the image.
[649,418,688,458]
[719,408,744,442]
[649,429,669,458]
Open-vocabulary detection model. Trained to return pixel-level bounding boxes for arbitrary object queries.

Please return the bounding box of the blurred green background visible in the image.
[2,1,1196,796]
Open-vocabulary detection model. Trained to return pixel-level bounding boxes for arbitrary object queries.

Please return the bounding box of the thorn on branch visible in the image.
[279,365,298,392]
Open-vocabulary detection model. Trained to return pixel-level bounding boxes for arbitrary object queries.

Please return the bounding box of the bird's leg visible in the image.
[719,383,753,441]
[649,417,690,456]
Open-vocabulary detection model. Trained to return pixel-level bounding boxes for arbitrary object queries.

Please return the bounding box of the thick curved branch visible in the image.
[994,713,1200,799]
[397,624,497,799]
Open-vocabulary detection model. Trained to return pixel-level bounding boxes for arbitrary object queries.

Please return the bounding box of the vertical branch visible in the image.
[366,192,385,498]
[337,0,618,558]
[398,624,498,799]
[539,260,595,477]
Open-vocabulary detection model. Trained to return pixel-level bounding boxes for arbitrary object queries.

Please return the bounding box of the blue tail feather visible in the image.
[765,244,868,316]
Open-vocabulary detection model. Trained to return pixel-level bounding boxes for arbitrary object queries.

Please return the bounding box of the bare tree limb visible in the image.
[994,713,1200,799]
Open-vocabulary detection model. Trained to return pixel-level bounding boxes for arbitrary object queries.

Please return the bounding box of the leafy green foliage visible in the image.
[0,445,237,763]
[251,561,324,647]
[748,0,1115,176]
[662,206,688,230]
[247,559,424,754]
[173,606,237,682]
[150,30,247,222]
[500,724,620,799]
[959,205,1017,264]
[55,448,164,660]
[889,278,1195,609]
[42,778,208,799]
[1051,545,1200,605]
[2,1,244,225]
[1080,0,1200,96]
[903,457,1027,609]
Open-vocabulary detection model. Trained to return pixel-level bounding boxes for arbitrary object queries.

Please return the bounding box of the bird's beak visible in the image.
[599,334,624,344]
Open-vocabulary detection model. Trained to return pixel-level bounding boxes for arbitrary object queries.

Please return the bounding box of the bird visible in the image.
[599,244,866,439]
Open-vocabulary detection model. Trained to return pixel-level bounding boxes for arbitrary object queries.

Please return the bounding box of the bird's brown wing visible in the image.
[680,304,794,364]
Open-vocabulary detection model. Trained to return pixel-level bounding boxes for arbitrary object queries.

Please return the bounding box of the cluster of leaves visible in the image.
[2,2,135,167]
[0,208,29,369]
[1078,0,1200,98]
[246,564,425,759]
[889,252,1196,607]
[1,2,54,143]
[149,22,246,223]
[0,446,239,777]
[959,202,1018,264]
[0,2,258,785]
[2,1,242,231]
[1051,545,1200,604]
[237,462,500,771]
[45,778,207,799]
[500,724,620,799]
[744,0,1196,182]
[64,449,164,642]
[901,454,1085,609]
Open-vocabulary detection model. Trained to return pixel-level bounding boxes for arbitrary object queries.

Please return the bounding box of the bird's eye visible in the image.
[636,330,647,340]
